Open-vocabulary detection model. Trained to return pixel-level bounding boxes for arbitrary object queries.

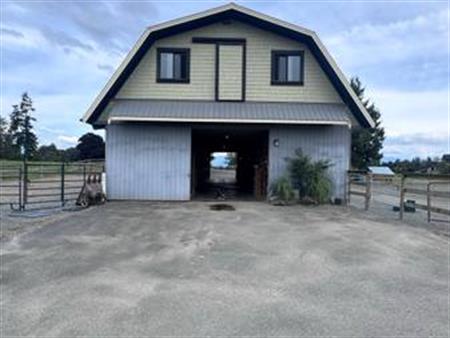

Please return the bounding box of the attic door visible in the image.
[217,44,244,101]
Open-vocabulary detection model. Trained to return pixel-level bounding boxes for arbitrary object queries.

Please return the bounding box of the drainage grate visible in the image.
[209,204,235,211]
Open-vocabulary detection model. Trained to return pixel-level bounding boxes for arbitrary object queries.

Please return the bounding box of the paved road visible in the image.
[2,202,448,336]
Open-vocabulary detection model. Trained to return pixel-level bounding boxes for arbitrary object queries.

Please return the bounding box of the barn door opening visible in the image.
[191,128,268,200]
[216,44,245,101]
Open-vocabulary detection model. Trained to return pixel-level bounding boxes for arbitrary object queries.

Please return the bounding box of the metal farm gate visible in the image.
[0,162,104,211]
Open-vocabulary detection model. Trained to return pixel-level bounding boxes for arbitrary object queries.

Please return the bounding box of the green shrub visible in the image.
[287,149,332,204]
[270,175,295,204]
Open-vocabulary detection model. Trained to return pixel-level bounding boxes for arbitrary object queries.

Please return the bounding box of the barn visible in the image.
[82,3,374,201]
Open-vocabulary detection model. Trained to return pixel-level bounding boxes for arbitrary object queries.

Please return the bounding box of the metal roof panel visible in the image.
[105,99,352,126]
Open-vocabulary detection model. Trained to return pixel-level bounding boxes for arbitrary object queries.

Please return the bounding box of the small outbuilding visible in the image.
[368,166,395,177]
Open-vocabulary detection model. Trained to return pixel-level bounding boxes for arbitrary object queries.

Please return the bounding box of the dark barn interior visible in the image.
[191,127,268,200]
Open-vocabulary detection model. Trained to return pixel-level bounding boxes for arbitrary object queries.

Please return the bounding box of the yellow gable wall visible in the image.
[116,20,343,103]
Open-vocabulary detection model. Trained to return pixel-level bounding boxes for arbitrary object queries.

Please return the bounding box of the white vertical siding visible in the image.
[105,124,191,200]
[268,125,351,200]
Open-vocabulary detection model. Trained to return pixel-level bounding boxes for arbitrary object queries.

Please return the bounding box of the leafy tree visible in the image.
[36,144,62,161]
[61,147,80,162]
[225,152,237,168]
[76,133,105,160]
[9,92,38,160]
[383,156,450,175]
[350,77,385,169]
[436,161,450,175]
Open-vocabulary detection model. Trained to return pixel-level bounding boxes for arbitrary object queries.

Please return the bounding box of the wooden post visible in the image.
[399,175,405,220]
[365,173,372,211]
[427,183,431,223]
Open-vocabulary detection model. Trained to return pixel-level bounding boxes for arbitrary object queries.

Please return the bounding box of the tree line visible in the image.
[0,93,105,162]
[382,157,450,175]
[2,83,447,173]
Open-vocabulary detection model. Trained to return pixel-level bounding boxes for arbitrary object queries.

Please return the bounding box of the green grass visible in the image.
[0,160,61,167]
[0,160,104,180]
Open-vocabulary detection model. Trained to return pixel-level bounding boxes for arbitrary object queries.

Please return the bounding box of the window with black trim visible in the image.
[157,48,190,83]
[271,50,304,85]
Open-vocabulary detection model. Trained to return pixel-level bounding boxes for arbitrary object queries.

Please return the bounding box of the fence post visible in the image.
[427,182,431,223]
[18,167,23,210]
[365,173,372,211]
[399,175,405,220]
[61,163,65,207]
[23,161,28,209]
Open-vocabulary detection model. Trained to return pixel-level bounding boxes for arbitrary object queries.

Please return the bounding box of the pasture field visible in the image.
[0,160,104,210]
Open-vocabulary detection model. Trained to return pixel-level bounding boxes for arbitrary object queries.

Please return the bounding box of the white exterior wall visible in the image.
[105,124,191,200]
[105,123,349,201]
[268,125,351,200]
[116,20,342,103]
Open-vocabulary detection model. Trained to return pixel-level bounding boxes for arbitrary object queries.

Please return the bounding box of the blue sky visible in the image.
[1,1,449,161]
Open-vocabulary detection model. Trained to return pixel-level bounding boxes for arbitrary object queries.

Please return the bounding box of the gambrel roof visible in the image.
[82,3,375,128]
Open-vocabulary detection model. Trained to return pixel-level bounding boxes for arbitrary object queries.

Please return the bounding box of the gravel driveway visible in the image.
[1,201,448,336]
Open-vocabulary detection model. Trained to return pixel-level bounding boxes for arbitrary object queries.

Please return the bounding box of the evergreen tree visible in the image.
[350,77,385,169]
[0,116,16,159]
[9,93,38,160]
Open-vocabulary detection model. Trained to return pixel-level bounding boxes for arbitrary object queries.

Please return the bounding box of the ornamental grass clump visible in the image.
[287,149,332,204]
[270,175,295,205]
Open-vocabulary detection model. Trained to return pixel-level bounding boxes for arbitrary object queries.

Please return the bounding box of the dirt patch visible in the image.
[209,203,235,211]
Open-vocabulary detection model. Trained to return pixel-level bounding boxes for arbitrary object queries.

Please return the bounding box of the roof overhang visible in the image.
[82,3,375,129]
[103,99,353,127]
[108,117,350,126]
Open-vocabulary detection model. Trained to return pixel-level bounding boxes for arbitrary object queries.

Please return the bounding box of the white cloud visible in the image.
[0,25,45,49]
[1,2,448,161]
[366,87,449,159]
[324,9,448,70]
[57,135,78,145]
[367,88,448,136]
[383,132,449,160]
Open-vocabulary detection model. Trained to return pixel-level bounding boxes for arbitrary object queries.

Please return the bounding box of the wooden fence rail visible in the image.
[348,171,450,223]
[399,176,450,222]
[347,171,372,211]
